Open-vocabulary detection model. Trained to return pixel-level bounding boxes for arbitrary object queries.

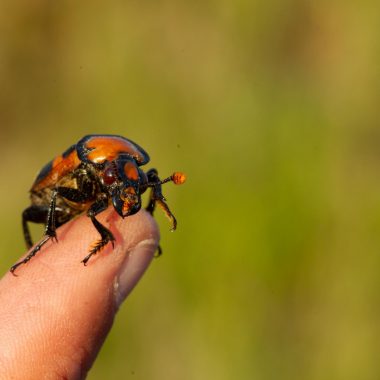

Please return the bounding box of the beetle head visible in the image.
[106,156,142,218]
[112,185,141,218]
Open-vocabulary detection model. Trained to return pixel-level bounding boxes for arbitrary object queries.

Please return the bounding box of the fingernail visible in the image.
[114,239,157,308]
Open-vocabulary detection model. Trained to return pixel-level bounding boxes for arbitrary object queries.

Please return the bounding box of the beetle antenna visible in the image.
[148,172,186,187]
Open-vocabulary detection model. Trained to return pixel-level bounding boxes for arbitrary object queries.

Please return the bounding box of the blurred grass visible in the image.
[1,1,380,379]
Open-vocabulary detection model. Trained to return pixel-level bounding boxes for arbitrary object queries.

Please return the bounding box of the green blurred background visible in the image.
[1,1,380,379]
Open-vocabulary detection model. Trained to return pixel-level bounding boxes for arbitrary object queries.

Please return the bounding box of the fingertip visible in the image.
[0,208,160,379]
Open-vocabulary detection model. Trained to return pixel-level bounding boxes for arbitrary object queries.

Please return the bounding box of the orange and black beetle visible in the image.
[11,134,186,274]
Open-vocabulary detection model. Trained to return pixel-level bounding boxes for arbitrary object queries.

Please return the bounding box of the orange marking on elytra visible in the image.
[86,136,146,164]
[33,150,81,191]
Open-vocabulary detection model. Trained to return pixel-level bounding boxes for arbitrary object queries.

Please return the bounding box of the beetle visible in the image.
[11,134,186,274]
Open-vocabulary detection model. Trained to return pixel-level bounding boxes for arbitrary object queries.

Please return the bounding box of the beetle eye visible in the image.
[103,165,117,185]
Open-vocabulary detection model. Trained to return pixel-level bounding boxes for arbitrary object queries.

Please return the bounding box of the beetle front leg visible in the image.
[145,169,181,257]
[145,169,177,231]
[55,187,114,265]
[145,169,159,215]
[82,197,115,265]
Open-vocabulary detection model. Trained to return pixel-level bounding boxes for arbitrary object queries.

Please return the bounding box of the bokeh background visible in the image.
[1,1,380,379]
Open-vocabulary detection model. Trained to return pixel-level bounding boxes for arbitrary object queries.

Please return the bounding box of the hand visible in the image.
[0,208,159,379]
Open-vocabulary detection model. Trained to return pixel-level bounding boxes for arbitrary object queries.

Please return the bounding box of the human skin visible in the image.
[0,208,159,379]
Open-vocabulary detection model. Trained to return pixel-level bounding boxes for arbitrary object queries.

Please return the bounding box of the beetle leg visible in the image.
[145,168,166,216]
[144,169,161,257]
[145,169,179,258]
[45,189,58,241]
[82,197,115,265]
[11,190,60,275]
[22,205,50,249]
[57,186,115,264]
[10,236,52,274]
[144,170,158,215]
[56,187,114,265]
[145,169,177,231]
[156,199,177,232]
